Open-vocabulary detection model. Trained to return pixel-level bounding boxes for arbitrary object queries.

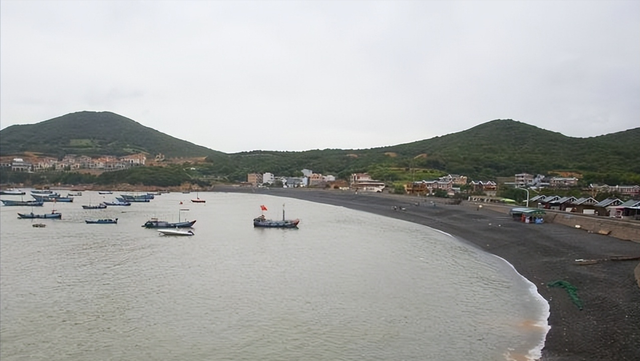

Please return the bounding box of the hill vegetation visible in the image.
[1,112,639,187]
[0,111,223,158]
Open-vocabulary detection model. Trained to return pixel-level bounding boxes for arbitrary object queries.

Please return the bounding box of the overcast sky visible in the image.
[1,1,638,153]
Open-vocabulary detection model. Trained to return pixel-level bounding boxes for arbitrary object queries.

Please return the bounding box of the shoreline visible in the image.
[215,186,640,361]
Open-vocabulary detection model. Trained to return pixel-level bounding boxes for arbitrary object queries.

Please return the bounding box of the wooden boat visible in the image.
[82,203,107,209]
[32,223,46,228]
[85,218,118,224]
[1,199,44,207]
[158,229,194,236]
[253,204,299,228]
[18,211,62,219]
[142,219,196,228]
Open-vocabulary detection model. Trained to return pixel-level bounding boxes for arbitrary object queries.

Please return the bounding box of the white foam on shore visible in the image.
[493,253,551,361]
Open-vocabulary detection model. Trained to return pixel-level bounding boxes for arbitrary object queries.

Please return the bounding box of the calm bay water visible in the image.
[1,191,549,361]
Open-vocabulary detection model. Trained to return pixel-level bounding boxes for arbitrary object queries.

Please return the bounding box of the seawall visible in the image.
[476,202,640,243]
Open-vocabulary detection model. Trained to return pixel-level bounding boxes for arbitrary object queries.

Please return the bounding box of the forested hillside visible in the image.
[1,112,638,185]
[0,111,223,158]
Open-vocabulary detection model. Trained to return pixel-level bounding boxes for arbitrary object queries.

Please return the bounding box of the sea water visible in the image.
[0,191,549,361]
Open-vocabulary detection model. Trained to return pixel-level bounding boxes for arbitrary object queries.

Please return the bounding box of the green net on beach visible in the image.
[548,280,583,310]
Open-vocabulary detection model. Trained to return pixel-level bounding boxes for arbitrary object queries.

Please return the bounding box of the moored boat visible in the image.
[85,218,118,224]
[82,203,107,209]
[31,193,73,202]
[18,211,62,219]
[0,188,26,195]
[253,204,300,228]
[158,229,194,236]
[191,192,206,203]
[119,194,152,202]
[142,219,196,228]
[1,199,44,207]
[103,200,131,206]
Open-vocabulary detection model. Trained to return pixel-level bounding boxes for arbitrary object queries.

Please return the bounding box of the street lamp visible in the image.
[516,187,529,207]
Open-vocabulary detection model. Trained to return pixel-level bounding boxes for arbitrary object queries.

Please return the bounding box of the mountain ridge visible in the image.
[1,111,638,182]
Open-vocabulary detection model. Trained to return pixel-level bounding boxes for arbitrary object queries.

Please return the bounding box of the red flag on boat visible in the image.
[260,205,267,211]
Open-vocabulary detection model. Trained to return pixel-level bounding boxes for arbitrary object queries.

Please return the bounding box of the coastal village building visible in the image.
[405,180,454,196]
[515,173,534,188]
[549,177,579,188]
[262,172,275,185]
[469,180,497,196]
[350,173,386,192]
[247,173,263,186]
[439,174,468,186]
[10,158,32,172]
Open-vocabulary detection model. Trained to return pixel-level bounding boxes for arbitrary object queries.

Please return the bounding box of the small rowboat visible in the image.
[158,229,194,236]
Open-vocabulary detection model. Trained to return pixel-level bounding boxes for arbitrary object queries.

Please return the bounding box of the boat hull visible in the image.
[142,220,196,228]
[85,218,118,224]
[18,212,62,219]
[82,204,107,209]
[1,200,44,207]
[158,229,194,236]
[253,218,300,228]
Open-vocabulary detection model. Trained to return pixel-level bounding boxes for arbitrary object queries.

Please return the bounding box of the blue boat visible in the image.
[85,218,118,224]
[1,199,44,207]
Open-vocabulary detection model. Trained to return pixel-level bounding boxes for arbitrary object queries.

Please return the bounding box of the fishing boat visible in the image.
[103,199,131,206]
[0,188,26,195]
[98,191,113,194]
[142,219,196,228]
[143,208,195,228]
[158,229,194,236]
[82,203,107,209]
[31,189,55,194]
[31,193,73,202]
[253,204,300,228]
[85,218,118,224]
[17,211,62,219]
[1,199,44,207]
[119,194,152,202]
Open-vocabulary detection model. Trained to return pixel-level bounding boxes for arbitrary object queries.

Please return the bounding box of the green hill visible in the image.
[203,120,639,183]
[0,111,223,158]
[1,112,638,184]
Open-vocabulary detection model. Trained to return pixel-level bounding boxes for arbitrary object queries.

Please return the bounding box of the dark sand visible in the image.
[217,186,640,361]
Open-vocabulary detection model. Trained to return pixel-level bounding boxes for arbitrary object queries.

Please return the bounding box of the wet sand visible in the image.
[216,186,640,361]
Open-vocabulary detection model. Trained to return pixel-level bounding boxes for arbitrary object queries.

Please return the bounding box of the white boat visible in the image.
[158,229,194,236]
[0,188,26,195]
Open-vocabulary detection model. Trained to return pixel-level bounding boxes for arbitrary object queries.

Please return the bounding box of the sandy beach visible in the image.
[216,186,640,361]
